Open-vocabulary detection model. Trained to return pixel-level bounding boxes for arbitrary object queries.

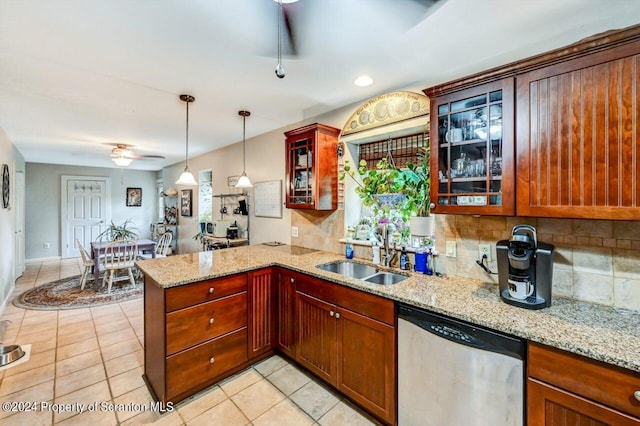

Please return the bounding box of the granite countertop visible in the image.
[136,244,640,373]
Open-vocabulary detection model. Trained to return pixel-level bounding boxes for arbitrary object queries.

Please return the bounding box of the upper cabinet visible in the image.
[428,78,515,215]
[516,40,640,219]
[285,123,340,210]
[425,24,640,220]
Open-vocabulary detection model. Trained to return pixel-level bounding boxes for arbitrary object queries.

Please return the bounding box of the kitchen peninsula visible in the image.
[137,244,640,424]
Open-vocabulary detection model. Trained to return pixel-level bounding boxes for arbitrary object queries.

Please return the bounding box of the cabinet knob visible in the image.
[634,390,640,402]
[290,278,295,283]
[335,312,341,319]
[429,202,436,210]
[208,287,214,294]
[209,318,215,324]
[209,357,215,364]
[329,310,334,317]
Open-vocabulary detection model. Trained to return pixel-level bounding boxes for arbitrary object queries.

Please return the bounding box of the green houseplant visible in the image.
[97,219,139,241]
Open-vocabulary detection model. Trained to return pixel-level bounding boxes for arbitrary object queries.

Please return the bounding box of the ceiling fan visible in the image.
[107,143,165,167]
[270,0,443,78]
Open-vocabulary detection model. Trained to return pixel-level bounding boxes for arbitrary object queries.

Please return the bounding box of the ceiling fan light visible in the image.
[112,157,133,167]
[272,0,298,3]
[235,173,253,188]
[176,169,198,186]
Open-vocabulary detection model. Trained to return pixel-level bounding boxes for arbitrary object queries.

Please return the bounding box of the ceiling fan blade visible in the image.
[282,4,298,57]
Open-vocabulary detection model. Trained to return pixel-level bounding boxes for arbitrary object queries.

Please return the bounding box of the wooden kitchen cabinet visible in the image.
[516,39,640,219]
[144,273,249,403]
[296,275,396,425]
[528,342,640,425]
[276,268,297,358]
[248,268,276,359]
[426,78,515,215]
[284,123,340,210]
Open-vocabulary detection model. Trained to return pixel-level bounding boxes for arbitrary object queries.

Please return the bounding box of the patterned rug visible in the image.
[13,274,142,310]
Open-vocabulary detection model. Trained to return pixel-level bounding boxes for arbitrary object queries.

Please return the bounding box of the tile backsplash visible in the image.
[434,215,640,310]
[291,209,639,310]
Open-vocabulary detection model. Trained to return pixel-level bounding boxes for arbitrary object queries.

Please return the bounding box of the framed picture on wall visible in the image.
[126,187,142,207]
[181,189,192,217]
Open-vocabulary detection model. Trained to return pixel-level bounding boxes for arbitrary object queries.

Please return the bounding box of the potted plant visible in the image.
[340,136,431,238]
[97,218,139,241]
[397,145,432,237]
[198,211,212,233]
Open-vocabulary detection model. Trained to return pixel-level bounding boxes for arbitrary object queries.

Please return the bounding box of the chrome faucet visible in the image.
[379,224,397,267]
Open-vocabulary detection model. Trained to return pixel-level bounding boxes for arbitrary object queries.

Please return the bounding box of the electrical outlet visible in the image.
[291,226,299,238]
[479,244,492,261]
[43,242,50,249]
[445,241,456,258]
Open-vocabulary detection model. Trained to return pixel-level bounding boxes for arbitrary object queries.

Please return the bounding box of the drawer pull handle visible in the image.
[335,312,341,319]
[634,390,640,402]
[208,287,214,294]
[329,311,334,317]
[290,278,295,283]
[209,357,215,364]
[209,318,215,324]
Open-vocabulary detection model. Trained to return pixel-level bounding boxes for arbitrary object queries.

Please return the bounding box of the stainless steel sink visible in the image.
[363,272,408,285]
[316,261,408,285]
[316,261,378,279]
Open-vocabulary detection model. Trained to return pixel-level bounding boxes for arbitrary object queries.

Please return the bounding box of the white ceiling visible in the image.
[1,0,639,171]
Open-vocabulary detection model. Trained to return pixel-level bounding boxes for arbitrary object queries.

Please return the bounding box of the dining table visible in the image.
[90,238,157,288]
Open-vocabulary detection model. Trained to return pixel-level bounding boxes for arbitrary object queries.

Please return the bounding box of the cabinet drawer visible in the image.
[297,276,395,326]
[166,273,247,312]
[166,292,247,355]
[166,327,248,399]
[529,343,640,418]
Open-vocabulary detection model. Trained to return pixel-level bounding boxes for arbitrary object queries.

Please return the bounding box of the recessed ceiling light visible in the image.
[354,75,374,87]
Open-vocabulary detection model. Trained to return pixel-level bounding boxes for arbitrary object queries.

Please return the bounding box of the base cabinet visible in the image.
[276,268,297,358]
[295,275,396,425]
[248,268,276,359]
[144,273,249,403]
[528,343,640,425]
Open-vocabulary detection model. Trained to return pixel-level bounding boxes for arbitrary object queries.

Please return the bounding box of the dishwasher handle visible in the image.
[399,304,525,361]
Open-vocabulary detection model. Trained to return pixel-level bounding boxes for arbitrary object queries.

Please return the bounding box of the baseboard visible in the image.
[25,256,62,264]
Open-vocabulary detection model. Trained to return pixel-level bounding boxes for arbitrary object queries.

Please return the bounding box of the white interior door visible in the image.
[13,163,24,278]
[62,177,110,258]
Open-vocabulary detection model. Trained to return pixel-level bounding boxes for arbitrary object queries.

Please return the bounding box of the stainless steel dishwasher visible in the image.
[398,304,525,426]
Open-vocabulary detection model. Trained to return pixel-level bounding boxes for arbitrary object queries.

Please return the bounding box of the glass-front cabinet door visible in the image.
[429,78,514,215]
[284,123,340,211]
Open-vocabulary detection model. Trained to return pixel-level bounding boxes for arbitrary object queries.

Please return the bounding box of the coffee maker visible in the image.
[496,225,554,309]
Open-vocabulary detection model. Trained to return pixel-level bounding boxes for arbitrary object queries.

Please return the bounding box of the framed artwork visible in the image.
[181,189,192,217]
[126,187,142,207]
[1,164,9,209]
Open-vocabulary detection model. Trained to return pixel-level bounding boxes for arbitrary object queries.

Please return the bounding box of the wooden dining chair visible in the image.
[102,239,138,293]
[76,239,97,290]
[138,232,172,260]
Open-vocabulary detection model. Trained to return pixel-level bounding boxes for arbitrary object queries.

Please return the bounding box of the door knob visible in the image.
[209,287,215,294]
[335,313,341,319]
[329,311,334,317]
[209,318,215,324]
[634,390,640,402]
[290,278,295,283]
[209,357,215,364]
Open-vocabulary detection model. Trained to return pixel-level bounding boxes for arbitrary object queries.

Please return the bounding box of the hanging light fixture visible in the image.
[175,94,198,186]
[235,110,253,188]
[112,156,133,167]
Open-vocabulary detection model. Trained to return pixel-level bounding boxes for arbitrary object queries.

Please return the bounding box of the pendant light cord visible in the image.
[184,99,190,171]
[242,114,247,174]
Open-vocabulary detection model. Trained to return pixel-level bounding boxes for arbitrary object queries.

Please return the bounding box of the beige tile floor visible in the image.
[0,258,379,425]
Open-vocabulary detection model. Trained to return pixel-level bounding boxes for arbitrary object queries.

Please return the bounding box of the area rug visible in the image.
[13,275,142,310]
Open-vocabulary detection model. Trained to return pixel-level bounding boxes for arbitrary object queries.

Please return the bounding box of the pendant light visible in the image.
[235,110,253,188]
[175,94,198,186]
[274,0,285,78]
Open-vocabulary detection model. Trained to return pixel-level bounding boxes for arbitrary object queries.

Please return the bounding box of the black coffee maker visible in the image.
[496,225,554,309]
